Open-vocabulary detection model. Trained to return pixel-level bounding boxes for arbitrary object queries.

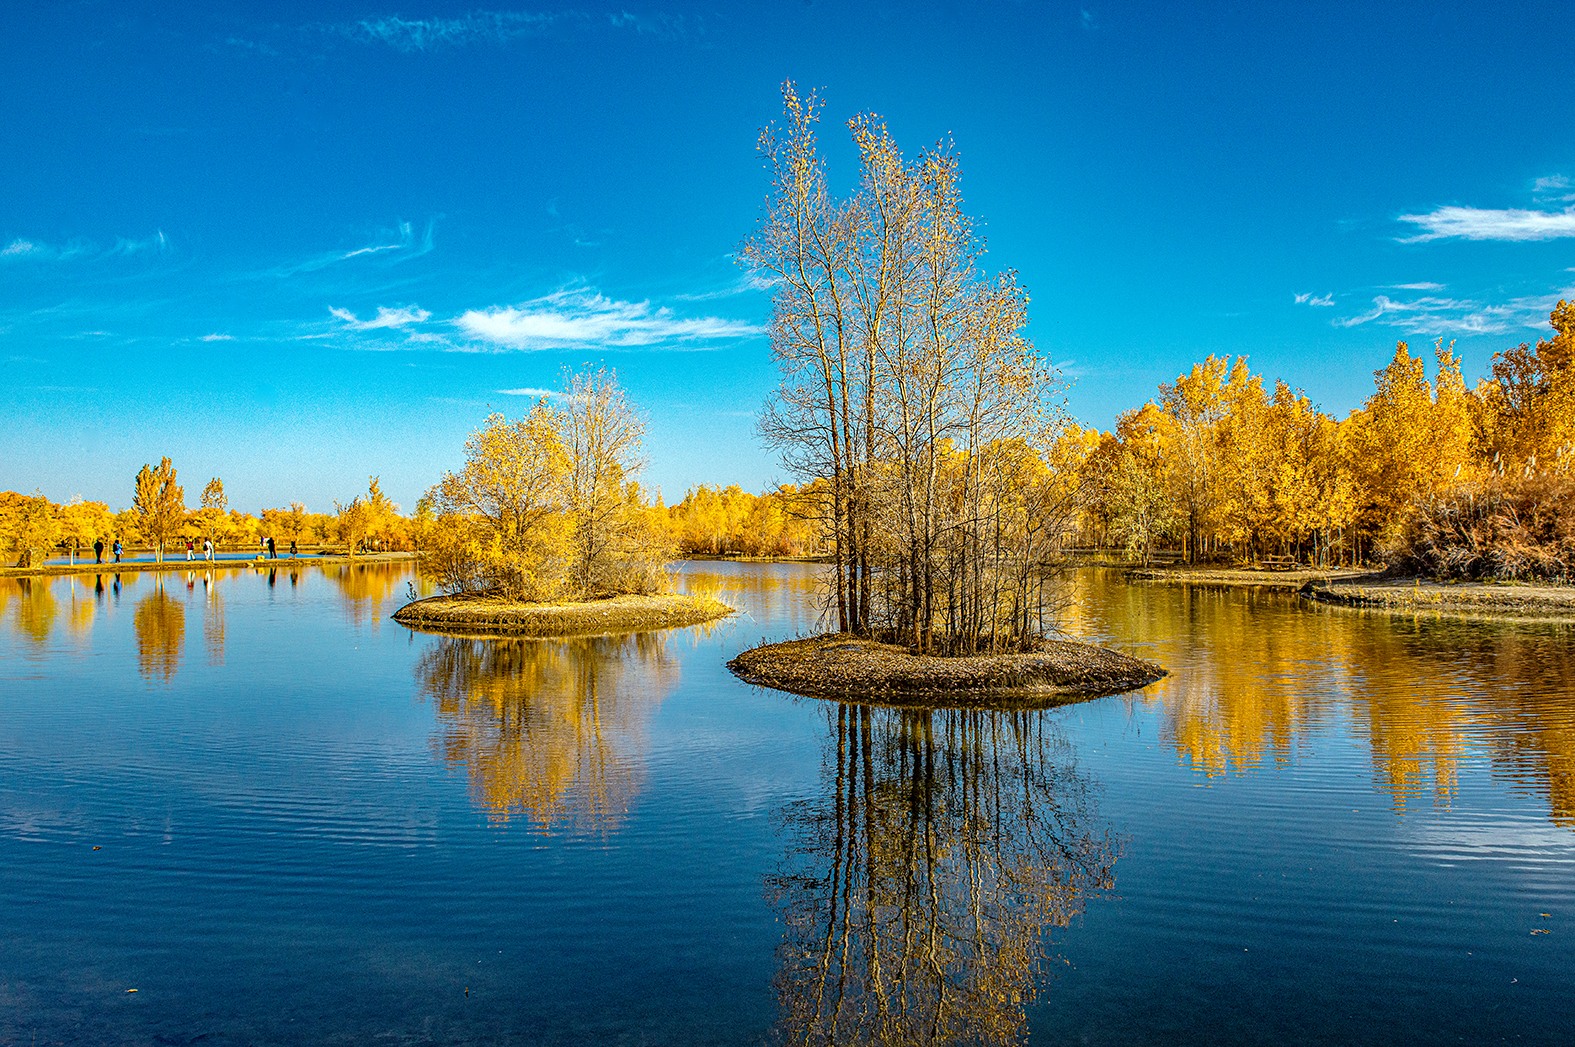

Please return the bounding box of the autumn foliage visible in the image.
[416,368,675,601]
[1080,302,1575,581]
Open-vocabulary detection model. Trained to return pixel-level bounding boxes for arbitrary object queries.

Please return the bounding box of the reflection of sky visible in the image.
[3,561,1574,1044]
[1401,812,1575,868]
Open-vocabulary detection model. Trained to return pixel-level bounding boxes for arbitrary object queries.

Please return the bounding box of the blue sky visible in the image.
[3,0,1573,513]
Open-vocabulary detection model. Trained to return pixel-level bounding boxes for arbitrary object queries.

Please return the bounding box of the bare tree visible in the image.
[745,84,1067,653]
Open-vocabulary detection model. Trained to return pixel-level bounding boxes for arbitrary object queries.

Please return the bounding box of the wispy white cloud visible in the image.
[335,9,695,52]
[345,11,557,50]
[1533,175,1575,203]
[1398,204,1575,242]
[1389,282,1445,291]
[1294,292,1335,307]
[496,386,559,398]
[1334,286,1575,335]
[455,288,760,350]
[201,333,235,342]
[672,272,776,302]
[0,230,169,263]
[330,304,432,331]
[271,220,435,277]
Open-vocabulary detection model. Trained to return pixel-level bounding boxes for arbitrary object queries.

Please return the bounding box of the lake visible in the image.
[2,561,1571,1044]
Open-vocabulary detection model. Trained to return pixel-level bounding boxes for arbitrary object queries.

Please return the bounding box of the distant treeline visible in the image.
[7,304,1572,582]
[1077,302,1575,579]
[0,473,825,568]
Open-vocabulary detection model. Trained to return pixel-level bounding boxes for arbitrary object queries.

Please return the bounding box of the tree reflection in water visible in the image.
[2,577,59,646]
[1064,570,1575,829]
[771,704,1117,1046]
[133,582,185,682]
[327,563,406,627]
[202,572,225,665]
[414,632,678,830]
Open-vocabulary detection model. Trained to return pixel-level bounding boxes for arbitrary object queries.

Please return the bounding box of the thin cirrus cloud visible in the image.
[270,220,434,277]
[330,305,432,331]
[1397,204,1575,242]
[333,9,693,52]
[1,230,169,262]
[1532,175,1575,202]
[454,289,759,350]
[1293,292,1335,307]
[496,387,559,398]
[1334,287,1573,335]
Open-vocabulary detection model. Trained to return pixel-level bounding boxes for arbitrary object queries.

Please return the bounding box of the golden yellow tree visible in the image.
[132,457,185,562]
[424,404,570,598]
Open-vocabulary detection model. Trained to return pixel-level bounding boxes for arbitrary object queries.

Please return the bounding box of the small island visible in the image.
[728,634,1165,706]
[391,369,735,639]
[1301,576,1575,617]
[394,590,734,637]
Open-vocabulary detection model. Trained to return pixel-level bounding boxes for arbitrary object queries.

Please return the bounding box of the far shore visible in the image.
[1302,576,1575,618]
[391,590,736,638]
[1126,564,1379,589]
[727,633,1166,707]
[1,550,415,580]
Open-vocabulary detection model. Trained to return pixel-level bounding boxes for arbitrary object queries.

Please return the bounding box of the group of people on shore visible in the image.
[87,536,298,564]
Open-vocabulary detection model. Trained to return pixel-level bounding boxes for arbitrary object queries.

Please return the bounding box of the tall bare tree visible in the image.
[561,367,649,595]
[745,84,1066,653]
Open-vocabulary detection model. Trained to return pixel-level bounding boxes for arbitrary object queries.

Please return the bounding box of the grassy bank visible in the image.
[727,633,1166,707]
[391,591,736,638]
[1,551,415,580]
[1302,577,1575,617]
[1127,565,1378,589]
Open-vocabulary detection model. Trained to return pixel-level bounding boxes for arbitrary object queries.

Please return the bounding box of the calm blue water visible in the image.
[1,562,1571,1044]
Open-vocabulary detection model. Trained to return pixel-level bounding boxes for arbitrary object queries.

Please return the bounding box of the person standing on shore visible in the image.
[203,537,214,561]
[186,539,194,561]
[113,539,122,563]
[267,536,276,559]
[94,539,104,564]
[289,539,297,559]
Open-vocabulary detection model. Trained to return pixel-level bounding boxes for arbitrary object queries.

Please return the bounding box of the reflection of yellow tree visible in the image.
[203,574,225,665]
[682,563,823,636]
[414,632,677,829]
[327,563,406,627]
[771,704,1116,1046]
[1458,624,1575,827]
[66,578,96,637]
[7,578,58,646]
[133,584,185,682]
[1066,569,1575,827]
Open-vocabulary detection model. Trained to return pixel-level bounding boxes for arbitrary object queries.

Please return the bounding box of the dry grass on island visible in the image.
[1301,576,1575,618]
[393,591,735,638]
[728,634,1166,707]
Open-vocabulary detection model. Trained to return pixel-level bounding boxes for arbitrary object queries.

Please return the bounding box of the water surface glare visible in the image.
[1,563,1571,1044]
